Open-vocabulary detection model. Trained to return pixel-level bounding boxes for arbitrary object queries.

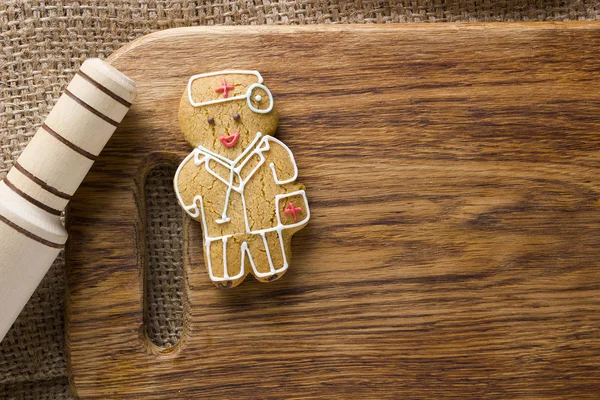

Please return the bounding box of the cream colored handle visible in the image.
[0,59,136,342]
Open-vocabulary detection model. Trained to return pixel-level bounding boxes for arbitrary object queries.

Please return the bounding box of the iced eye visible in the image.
[232,112,240,121]
[208,117,215,124]
[254,95,262,102]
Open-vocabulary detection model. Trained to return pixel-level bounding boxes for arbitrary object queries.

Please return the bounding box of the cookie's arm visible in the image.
[174,150,206,218]
[266,137,298,184]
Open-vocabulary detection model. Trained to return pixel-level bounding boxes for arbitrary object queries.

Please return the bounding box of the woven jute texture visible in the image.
[1,0,600,398]
[144,165,184,349]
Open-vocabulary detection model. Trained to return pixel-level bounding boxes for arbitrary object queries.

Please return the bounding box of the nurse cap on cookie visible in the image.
[187,70,274,114]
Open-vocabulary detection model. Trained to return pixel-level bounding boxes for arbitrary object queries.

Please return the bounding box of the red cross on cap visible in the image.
[215,78,235,98]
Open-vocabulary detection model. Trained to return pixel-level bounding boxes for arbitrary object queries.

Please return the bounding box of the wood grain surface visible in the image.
[66,24,600,399]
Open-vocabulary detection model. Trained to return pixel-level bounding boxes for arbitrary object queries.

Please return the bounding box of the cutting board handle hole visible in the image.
[143,163,186,351]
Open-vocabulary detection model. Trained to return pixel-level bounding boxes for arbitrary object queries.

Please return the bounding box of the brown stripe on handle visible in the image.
[3,177,63,216]
[0,213,63,249]
[13,161,72,200]
[41,123,97,161]
[77,70,133,108]
[64,89,119,127]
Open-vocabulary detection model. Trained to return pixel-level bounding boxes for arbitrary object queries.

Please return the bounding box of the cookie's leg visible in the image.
[206,237,245,289]
[244,231,289,283]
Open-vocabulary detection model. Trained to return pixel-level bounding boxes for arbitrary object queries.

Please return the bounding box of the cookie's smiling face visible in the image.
[179,73,278,160]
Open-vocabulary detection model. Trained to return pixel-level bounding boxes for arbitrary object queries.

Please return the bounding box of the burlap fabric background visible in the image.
[1,1,600,398]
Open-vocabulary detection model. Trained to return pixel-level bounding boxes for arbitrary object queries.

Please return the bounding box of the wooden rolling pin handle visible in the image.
[0,59,137,342]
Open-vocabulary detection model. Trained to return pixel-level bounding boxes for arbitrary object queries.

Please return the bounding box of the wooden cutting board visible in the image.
[66,24,600,399]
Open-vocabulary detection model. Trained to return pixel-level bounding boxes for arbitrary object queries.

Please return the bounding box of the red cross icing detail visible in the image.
[284,201,302,221]
[215,78,235,98]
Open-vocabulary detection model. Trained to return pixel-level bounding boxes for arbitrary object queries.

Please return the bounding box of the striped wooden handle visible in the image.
[0,58,136,341]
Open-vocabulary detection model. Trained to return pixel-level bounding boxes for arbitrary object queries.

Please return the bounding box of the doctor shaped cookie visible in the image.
[174,71,309,289]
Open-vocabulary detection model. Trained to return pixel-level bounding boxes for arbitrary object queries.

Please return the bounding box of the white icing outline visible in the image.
[187,70,274,114]
[246,83,274,114]
[174,134,309,282]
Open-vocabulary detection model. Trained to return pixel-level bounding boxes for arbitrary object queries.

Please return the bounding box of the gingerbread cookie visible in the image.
[174,71,309,288]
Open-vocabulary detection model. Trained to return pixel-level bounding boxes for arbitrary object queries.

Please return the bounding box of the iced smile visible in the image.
[219,132,240,148]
